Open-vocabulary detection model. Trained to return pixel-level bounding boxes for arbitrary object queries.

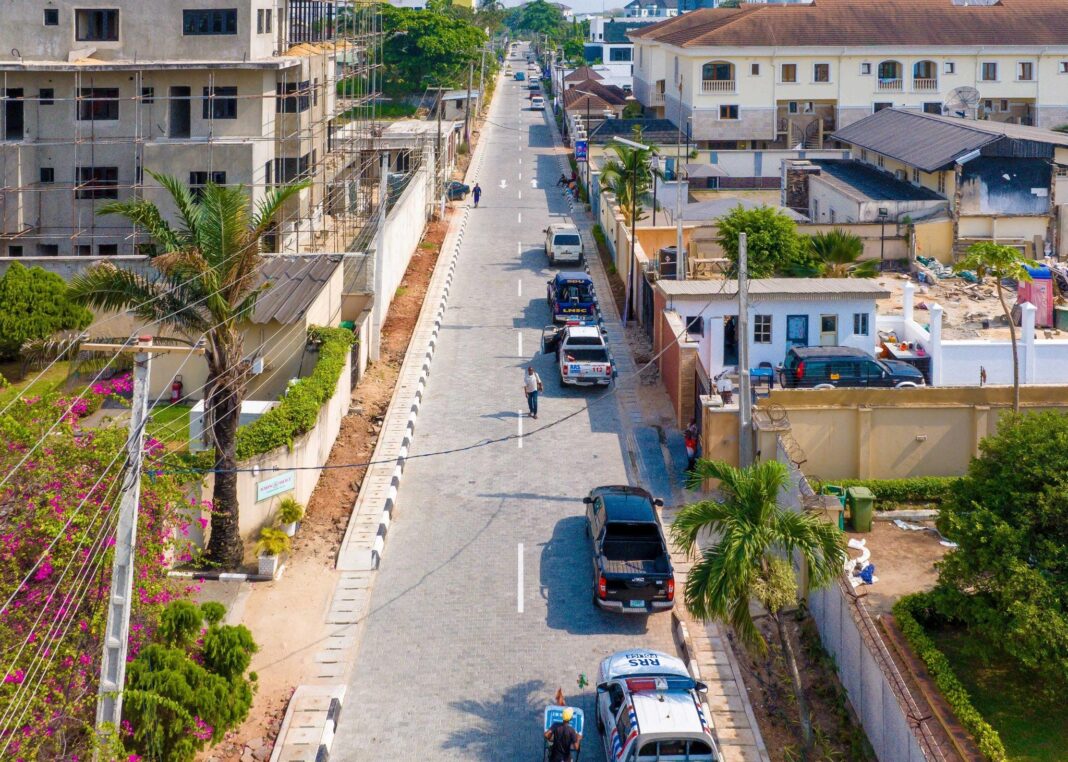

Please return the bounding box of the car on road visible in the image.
[544,223,583,265]
[530,95,545,110]
[595,649,718,761]
[445,180,470,201]
[515,71,526,81]
[780,346,926,389]
[584,486,674,614]
[547,271,597,323]
[543,325,613,386]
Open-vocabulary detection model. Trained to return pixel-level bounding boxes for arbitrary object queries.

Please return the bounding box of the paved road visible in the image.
[332,46,674,760]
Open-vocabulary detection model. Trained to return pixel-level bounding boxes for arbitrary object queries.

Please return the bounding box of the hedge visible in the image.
[893,594,1007,762]
[235,326,354,460]
[833,476,960,505]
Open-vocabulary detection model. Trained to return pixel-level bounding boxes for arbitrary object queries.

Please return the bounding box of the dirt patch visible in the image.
[846,519,950,616]
[199,212,449,762]
[734,613,875,762]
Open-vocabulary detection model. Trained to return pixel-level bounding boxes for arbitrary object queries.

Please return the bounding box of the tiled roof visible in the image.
[831,109,1068,172]
[564,80,630,108]
[252,255,342,325]
[564,66,604,82]
[628,0,1068,47]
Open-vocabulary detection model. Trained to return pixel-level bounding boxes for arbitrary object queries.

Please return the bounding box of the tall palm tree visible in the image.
[69,172,308,567]
[599,141,656,321]
[805,228,878,278]
[955,241,1033,413]
[672,460,846,754]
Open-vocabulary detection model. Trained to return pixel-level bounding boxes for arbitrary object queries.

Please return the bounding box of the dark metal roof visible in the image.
[831,109,1068,172]
[813,160,946,201]
[251,255,342,325]
[603,21,656,44]
[589,118,681,144]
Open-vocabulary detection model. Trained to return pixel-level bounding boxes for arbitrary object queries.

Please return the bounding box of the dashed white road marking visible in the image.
[518,278,522,297]
[518,212,522,223]
[518,190,522,199]
[517,331,523,357]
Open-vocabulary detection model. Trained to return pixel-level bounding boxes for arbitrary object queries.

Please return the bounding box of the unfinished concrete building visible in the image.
[0,0,384,260]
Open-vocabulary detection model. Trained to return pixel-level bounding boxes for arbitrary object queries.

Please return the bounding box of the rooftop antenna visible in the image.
[943,86,981,119]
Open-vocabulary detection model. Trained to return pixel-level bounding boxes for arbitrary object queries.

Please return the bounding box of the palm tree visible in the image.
[599,141,656,321]
[805,228,878,278]
[954,241,1033,413]
[671,460,846,754]
[69,172,308,567]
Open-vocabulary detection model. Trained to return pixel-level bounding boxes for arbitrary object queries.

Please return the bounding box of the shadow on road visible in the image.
[443,679,546,757]
[540,516,650,636]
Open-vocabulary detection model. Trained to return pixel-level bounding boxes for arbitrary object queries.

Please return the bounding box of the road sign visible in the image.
[575,140,588,163]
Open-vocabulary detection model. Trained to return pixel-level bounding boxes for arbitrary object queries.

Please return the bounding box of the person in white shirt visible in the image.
[716,372,733,405]
[523,366,543,419]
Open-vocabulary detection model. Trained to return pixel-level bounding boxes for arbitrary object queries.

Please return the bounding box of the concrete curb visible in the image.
[268,684,345,762]
[168,567,284,583]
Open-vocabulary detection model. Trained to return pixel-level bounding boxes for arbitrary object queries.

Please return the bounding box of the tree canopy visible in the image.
[935,411,1068,689]
[379,3,488,93]
[0,262,93,360]
[715,205,815,278]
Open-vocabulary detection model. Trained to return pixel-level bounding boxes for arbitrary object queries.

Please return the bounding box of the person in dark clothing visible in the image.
[557,173,569,187]
[472,183,482,207]
[684,417,699,472]
[544,708,581,762]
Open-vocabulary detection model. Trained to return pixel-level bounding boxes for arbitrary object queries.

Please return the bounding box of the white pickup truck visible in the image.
[543,325,613,386]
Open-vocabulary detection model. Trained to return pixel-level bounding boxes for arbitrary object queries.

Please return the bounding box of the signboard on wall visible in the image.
[575,140,588,163]
[256,470,296,502]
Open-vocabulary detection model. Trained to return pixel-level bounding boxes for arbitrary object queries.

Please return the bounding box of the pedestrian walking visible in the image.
[472,183,482,208]
[684,417,699,472]
[523,366,543,419]
[543,708,582,762]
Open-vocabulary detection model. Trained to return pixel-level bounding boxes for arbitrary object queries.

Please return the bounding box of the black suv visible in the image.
[781,346,925,389]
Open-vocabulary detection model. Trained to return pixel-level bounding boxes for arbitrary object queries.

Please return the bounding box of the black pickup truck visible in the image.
[584,485,675,614]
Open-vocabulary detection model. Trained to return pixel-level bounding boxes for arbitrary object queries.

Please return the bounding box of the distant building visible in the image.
[624,0,679,17]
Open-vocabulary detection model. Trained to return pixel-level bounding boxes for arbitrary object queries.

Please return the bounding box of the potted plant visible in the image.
[278,496,304,537]
[257,526,290,578]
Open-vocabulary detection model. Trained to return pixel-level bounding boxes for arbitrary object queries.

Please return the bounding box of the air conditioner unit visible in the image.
[251,357,265,375]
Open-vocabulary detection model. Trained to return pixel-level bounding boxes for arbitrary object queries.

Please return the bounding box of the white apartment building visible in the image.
[0,0,377,259]
[629,0,1068,149]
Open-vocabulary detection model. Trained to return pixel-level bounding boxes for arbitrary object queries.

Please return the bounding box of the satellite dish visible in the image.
[943,87,981,119]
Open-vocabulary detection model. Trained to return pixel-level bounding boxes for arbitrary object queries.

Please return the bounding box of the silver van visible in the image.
[544,223,584,265]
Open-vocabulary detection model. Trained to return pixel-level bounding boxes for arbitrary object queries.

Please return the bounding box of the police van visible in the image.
[596,650,719,762]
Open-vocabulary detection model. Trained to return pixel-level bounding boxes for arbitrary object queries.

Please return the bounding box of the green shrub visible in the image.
[893,594,1008,761]
[0,263,93,360]
[236,326,354,459]
[833,476,960,505]
[257,527,290,557]
[278,496,304,525]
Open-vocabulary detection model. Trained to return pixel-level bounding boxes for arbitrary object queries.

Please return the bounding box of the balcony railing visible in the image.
[648,91,665,105]
[702,79,736,94]
[877,78,903,91]
[913,78,938,91]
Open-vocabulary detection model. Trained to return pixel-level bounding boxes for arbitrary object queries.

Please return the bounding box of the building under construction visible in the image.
[0,0,384,259]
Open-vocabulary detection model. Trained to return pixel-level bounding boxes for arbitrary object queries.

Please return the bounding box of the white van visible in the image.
[530,95,545,110]
[596,650,719,762]
[544,223,583,265]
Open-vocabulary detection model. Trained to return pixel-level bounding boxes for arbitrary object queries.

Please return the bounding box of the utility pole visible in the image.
[92,336,203,733]
[464,62,474,146]
[479,46,488,112]
[737,233,753,468]
[676,78,686,280]
[428,86,446,220]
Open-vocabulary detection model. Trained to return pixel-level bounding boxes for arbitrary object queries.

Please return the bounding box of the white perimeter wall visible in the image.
[374,161,431,339]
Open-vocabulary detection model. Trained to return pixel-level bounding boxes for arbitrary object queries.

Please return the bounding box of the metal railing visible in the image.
[701,79,736,93]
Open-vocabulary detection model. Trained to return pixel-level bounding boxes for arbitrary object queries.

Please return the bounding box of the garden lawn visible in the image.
[147,401,192,450]
[930,629,1068,762]
[0,360,71,407]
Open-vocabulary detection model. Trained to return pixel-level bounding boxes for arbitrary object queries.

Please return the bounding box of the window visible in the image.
[877,155,885,168]
[97,244,118,256]
[686,315,703,336]
[639,47,643,67]
[265,160,273,187]
[860,149,867,161]
[981,62,997,81]
[853,313,870,336]
[257,8,265,33]
[860,62,871,75]
[1061,61,1068,74]
[873,102,893,113]
[77,88,119,121]
[276,81,311,113]
[751,63,760,76]
[719,104,738,120]
[610,48,632,62]
[141,86,154,104]
[39,88,54,105]
[673,56,679,83]
[76,9,119,41]
[202,86,238,119]
[1017,62,1034,81]
[40,167,54,183]
[273,152,312,183]
[787,101,798,114]
[189,171,227,199]
[754,315,772,344]
[44,8,58,25]
[183,9,238,35]
[76,245,92,257]
[37,244,59,256]
[813,63,830,83]
[313,78,319,106]
[923,102,941,114]
[76,166,119,199]
[944,61,955,74]
[265,9,272,32]
[7,245,23,258]
[780,63,797,83]
[912,168,920,184]
[1000,99,1009,112]
[938,172,946,194]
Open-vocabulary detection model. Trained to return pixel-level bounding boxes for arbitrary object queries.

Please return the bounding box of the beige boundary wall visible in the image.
[754,385,1068,480]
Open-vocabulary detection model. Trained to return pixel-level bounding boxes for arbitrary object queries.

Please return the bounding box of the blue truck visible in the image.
[547,271,597,324]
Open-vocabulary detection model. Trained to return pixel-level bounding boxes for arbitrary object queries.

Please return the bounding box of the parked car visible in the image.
[584,486,674,614]
[530,95,545,110]
[542,325,613,387]
[514,71,526,81]
[595,650,718,762]
[543,223,583,265]
[445,180,470,201]
[547,271,597,323]
[780,346,926,389]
